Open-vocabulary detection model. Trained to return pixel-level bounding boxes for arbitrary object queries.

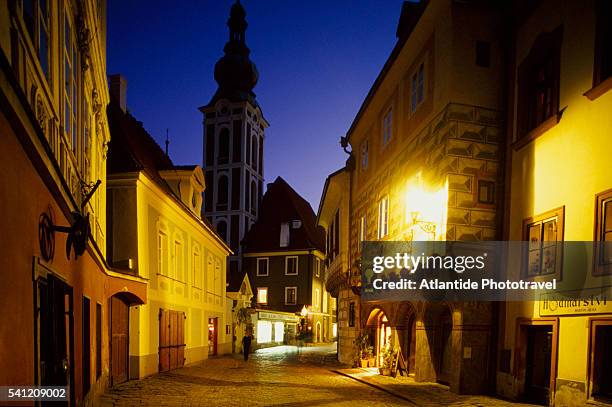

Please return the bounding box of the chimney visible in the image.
[109,74,127,112]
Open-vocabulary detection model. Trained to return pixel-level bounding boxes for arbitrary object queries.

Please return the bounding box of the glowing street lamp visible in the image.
[300,305,309,318]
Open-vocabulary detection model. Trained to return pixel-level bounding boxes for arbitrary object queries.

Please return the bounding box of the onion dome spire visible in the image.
[210,0,259,106]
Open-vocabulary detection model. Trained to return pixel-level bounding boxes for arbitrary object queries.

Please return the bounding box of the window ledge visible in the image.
[513,107,566,151]
[584,76,612,101]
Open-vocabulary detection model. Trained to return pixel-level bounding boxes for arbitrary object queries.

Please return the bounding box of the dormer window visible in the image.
[280,222,290,247]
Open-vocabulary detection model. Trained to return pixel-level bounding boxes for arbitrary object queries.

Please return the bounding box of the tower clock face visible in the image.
[218,104,230,116]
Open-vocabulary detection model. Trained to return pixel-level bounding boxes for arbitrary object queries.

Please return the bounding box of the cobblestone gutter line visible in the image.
[331,369,420,406]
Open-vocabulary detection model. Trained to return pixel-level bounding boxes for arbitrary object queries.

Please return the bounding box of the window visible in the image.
[476,41,491,68]
[206,255,214,295]
[257,287,268,304]
[594,1,612,87]
[280,222,290,247]
[315,258,321,277]
[359,215,367,246]
[523,207,564,278]
[382,108,392,145]
[477,180,496,205]
[256,257,269,276]
[285,287,297,305]
[218,128,229,165]
[23,0,51,80]
[83,99,91,182]
[349,302,355,327]
[517,26,563,139]
[250,181,257,215]
[360,139,369,171]
[594,189,612,276]
[157,229,168,276]
[173,239,183,281]
[192,247,201,288]
[378,196,389,239]
[411,62,425,113]
[314,288,320,310]
[285,256,298,275]
[251,134,257,171]
[64,13,78,152]
[292,220,302,229]
[216,175,228,211]
[214,259,222,296]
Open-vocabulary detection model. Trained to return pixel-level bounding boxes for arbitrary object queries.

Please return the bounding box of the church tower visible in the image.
[200,1,267,276]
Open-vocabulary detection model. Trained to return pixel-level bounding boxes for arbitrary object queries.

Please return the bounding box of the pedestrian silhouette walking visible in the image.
[242,333,252,361]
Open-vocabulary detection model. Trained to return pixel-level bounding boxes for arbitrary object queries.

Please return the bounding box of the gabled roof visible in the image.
[107,102,174,183]
[242,176,325,253]
[106,101,231,253]
[227,269,252,294]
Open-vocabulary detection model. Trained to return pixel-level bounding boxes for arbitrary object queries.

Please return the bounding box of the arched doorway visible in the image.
[366,308,391,367]
[109,291,144,386]
[316,322,322,342]
[401,312,417,375]
[109,295,130,385]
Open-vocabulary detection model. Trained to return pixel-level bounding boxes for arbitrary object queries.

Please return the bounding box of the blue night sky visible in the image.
[107,0,405,208]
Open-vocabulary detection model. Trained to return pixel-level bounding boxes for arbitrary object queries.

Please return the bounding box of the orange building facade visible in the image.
[0,1,147,405]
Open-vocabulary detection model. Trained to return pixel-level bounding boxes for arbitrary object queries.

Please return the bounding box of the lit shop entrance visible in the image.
[366,308,391,367]
[208,317,218,355]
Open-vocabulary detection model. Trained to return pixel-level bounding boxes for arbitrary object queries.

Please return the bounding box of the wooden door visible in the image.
[525,326,553,405]
[38,275,74,404]
[159,309,186,372]
[110,296,129,385]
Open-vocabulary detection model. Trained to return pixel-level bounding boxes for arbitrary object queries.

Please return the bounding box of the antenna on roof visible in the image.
[165,128,170,157]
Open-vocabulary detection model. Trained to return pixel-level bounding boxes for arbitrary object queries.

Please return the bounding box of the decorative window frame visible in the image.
[257,287,268,304]
[285,286,297,305]
[593,189,612,276]
[256,257,269,276]
[285,256,298,275]
[522,206,565,281]
[156,219,169,277]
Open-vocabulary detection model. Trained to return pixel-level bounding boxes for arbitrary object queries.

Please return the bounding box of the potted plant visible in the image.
[366,346,376,367]
[353,333,371,368]
[378,344,397,376]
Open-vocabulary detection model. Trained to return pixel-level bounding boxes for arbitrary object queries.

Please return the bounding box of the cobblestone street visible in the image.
[100,344,536,406]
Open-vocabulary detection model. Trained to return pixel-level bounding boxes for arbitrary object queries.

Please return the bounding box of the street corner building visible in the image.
[318,0,612,406]
[105,76,232,378]
[0,0,147,404]
[242,177,336,349]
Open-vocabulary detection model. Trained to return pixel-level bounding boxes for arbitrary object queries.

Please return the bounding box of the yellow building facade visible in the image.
[497,1,612,405]
[106,86,232,379]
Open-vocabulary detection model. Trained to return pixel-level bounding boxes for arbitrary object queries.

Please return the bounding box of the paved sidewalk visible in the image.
[334,367,537,407]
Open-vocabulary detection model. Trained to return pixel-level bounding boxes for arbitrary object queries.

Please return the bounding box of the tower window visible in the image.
[250,181,257,215]
[218,128,230,165]
[216,175,228,211]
